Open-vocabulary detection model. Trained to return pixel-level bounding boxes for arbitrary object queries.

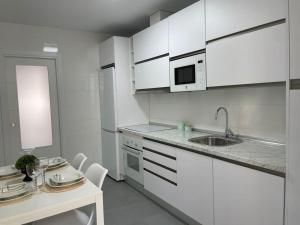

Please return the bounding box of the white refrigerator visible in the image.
[101,67,121,180]
[100,37,149,181]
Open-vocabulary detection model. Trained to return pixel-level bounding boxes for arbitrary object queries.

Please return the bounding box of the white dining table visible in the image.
[0,164,104,225]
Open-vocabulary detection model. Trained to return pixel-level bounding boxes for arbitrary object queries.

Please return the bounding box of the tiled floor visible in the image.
[103,177,187,225]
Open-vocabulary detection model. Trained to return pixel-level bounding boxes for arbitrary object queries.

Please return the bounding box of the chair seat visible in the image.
[36,209,89,225]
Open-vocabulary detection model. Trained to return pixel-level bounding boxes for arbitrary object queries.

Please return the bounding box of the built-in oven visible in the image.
[170,53,206,92]
[122,136,144,185]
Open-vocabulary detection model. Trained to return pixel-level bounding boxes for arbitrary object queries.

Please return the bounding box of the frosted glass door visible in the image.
[1,57,61,164]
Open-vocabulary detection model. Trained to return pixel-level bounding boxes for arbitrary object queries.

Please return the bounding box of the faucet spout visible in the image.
[215,107,233,138]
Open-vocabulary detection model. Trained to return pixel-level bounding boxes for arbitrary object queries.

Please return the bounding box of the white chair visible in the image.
[35,163,108,225]
[72,153,87,171]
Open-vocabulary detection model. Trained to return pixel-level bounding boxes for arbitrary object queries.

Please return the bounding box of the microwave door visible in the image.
[175,65,196,85]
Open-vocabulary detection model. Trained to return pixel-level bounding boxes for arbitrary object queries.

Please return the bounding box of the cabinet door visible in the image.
[206,0,287,41]
[213,159,284,225]
[99,37,115,67]
[133,19,168,63]
[169,1,205,57]
[290,0,300,79]
[144,168,178,207]
[207,23,288,87]
[177,151,214,225]
[134,56,170,90]
[286,90,300,224]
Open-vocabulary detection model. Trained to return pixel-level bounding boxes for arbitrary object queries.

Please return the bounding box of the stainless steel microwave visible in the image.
[170,53,206,92]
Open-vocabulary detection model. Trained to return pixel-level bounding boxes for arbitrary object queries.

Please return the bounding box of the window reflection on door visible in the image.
[16,65,53,150]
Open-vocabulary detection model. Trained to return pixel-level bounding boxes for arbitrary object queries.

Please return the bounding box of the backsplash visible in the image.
[149,84,286,143]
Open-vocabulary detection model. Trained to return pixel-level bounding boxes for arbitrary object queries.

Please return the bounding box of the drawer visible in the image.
[143,160,177,183]
[143,139,176,158]
[143,150,177,170]
[144,170,178,207]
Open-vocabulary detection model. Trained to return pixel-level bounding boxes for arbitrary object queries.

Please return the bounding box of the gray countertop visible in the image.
[119,127,286,177]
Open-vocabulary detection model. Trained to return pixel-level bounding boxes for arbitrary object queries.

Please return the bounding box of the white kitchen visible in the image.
[0,0,299,225]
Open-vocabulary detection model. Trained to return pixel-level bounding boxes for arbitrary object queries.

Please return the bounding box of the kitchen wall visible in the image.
[0,22,109,168]
[150,84,286,142]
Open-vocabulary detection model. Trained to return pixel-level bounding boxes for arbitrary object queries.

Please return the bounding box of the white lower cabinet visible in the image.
[213,159,284,225]
[144,169,178,207]
[177,150,214,225]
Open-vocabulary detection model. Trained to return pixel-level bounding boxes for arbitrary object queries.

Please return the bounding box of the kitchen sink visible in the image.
[188,135,243,147]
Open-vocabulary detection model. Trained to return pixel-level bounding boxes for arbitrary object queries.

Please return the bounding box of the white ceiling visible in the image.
[0,0,198,36]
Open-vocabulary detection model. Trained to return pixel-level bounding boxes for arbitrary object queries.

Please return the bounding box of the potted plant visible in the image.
[15,155,38,182]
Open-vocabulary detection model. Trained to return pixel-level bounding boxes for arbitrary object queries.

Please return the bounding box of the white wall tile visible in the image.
[150,84,286,142]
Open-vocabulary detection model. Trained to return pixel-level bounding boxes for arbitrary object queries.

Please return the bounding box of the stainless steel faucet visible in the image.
[215,107,234,138]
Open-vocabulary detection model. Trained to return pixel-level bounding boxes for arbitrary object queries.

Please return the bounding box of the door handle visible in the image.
[11,122,16,128]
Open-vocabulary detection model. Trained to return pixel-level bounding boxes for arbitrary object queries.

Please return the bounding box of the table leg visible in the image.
[95,192,104,225]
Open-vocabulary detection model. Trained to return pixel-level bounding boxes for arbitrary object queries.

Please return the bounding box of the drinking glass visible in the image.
[26,160,42,192]
[38,157,49,184]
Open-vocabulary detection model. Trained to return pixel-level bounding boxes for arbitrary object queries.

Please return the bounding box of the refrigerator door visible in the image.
[102,129,122,180]
[101,67,117,131]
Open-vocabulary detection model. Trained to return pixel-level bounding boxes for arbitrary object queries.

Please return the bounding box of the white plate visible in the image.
[48,171,84,187]
[0,183,31,202]
[48,157,66,167]
[0,166,20,178]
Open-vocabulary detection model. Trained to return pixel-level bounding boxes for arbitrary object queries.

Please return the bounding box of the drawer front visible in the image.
[144,170,178,207]
[143,160,177,183]
[143,139,176,158]
[143,149,177,170]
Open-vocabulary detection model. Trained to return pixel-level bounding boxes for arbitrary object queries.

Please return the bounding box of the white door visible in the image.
[133,19,169,63]
[0,56,61,164]
[101,67,117,131]
[290,0,300,79]
[102,130,118,180]
[213,159,284,225]
[286,89,300,225]
[169,1,205,57]
[177,150,214,225]
[206,0,287,41]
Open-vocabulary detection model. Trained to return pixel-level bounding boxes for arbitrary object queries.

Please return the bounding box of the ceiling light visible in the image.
[43,43,58,53]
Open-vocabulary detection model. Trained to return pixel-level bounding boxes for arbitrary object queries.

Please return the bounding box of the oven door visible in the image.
[123,146,144,185]
[170,53,206,92]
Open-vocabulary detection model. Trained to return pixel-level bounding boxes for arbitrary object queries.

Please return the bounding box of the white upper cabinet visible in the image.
[177,150,214,225]
[213,160,284,225]
[134,56,169,90]
[206,0,287,41]
[99,37,115,67]
[290,0,300,79]
[169,1,205,57]
[133,19,169,63]
[207,23,288,87]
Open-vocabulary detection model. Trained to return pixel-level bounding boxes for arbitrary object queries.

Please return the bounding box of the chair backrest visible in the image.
[85,163,108,225]
[72,153,87,171]
[85,163,108,189]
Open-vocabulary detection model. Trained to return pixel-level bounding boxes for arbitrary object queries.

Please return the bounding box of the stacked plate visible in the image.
[0,183,31,203]
[0,166,21,179]
[46,171,85,188]
[47,157,68,170]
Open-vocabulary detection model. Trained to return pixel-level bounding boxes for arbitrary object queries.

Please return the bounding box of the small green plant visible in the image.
[15,155,38,171]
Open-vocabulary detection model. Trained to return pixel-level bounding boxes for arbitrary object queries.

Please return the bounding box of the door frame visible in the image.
[0,50,64,164]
